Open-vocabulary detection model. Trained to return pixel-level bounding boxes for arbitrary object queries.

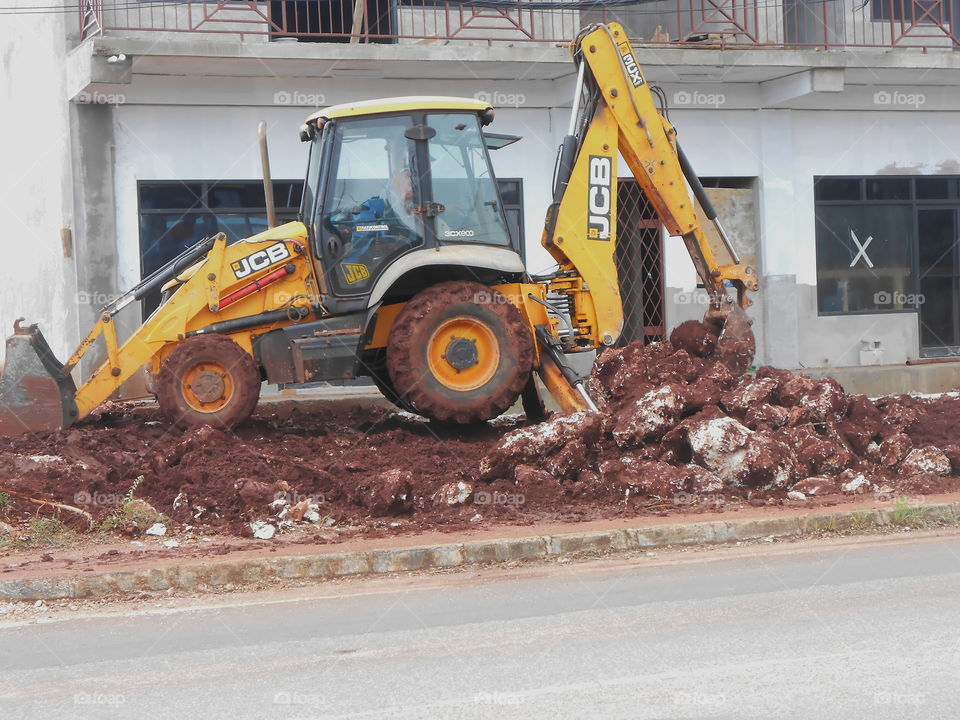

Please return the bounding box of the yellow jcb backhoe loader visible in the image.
[0,22,758,436]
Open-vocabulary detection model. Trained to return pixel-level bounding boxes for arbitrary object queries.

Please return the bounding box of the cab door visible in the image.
[317,115,426,297]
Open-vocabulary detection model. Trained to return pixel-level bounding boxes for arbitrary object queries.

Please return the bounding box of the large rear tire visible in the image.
[386,282,534,423]
[157,335,261,430]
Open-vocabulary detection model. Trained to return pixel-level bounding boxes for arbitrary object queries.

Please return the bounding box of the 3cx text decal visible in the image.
[231,242,291,280]
[621,51,644,88]
[587,155,612,241]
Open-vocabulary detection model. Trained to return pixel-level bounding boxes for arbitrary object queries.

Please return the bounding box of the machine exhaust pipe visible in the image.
[259,121,277,229]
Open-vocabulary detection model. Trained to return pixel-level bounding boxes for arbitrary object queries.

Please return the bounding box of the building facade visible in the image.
[1,0,959,393]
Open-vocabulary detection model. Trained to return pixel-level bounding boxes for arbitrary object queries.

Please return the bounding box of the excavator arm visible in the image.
[536,22,758,384]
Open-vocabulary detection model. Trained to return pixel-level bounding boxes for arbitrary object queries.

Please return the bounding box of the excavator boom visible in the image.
[538,22,758,377]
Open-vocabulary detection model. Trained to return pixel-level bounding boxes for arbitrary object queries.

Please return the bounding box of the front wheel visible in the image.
[386,281,534,424]
[157,334,261,430]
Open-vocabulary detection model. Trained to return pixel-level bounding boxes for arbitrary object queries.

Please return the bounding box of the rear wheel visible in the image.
[386,281,534,423]
[157,335,261,430]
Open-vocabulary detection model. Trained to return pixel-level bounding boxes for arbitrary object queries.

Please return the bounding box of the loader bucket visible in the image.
[705,305,756,377]
[0,320,78,436]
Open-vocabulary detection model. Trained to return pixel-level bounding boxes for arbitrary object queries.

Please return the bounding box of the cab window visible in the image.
[320,116,424,295]
[427,113,511,247]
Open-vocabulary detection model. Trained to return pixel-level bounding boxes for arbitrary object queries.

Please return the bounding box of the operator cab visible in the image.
[299,97,516,299]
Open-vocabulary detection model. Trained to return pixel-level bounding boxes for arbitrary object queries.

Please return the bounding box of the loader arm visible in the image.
[533,22,758,400]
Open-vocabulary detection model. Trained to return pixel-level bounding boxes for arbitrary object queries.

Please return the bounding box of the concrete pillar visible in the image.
[757,110,800,368]
[69,103,120,379]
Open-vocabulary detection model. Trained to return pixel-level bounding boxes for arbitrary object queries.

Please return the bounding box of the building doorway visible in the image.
[615,178,665,345]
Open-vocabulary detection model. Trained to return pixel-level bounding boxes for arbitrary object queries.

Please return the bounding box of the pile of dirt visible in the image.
[479,320,960,506]
[2,321,960,544]
[0,403,519,539]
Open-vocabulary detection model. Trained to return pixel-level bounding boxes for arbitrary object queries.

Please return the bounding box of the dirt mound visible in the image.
[480,326,960,505]
[2,325,960,544]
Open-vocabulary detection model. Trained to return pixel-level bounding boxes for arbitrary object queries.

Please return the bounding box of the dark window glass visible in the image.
[138,180,300,318]
[497,180,522,206]
[815,177,861,202]
[207,183,267,209]
[815,203,913,312]
[918,208,957,272]
[917,178,958,200]
[865,178,911,201]
[139,184,203,210]
[496,179,524,257]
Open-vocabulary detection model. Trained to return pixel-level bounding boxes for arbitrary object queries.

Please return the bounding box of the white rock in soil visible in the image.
[900,446,951,476]
[145,523,167,536]
[840,473,870,494]
[787,490,807,501]
[163,539,179,548]
[251,521,276,540]
[432,481,473,506]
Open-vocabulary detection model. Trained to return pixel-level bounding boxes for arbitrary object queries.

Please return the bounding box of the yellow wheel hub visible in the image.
[181,361,234,413]
[427,316,500,392]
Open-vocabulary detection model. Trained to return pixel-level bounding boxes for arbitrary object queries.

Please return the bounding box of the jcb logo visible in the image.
[341,262,370,285]
[587,155,612,241]
[231,242,291,279]
[622,51,644,88]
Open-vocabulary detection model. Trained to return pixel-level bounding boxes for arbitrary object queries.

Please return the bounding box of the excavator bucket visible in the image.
[706,305,756,377]
[0,320,78,436]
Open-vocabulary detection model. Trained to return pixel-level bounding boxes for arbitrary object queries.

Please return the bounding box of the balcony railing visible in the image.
[78,0,959,50]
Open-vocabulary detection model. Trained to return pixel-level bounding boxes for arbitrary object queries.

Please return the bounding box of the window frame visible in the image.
[137,179,302,318]
[814,174,960,317]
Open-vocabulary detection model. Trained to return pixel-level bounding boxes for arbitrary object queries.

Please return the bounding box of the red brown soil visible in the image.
[2,324,960,547]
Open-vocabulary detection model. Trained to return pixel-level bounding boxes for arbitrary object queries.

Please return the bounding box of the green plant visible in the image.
[0,491,10,508]
[850,508,872,529]
[99,498,167,534]
[24,517,75,548]
[890,498,927,527]
[98,475,167,534]
[936,506,960,525]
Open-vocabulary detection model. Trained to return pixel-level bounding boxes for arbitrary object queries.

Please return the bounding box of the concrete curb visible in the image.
[2,502,958,601]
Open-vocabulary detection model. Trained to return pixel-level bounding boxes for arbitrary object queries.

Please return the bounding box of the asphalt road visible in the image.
[2,534,959,719]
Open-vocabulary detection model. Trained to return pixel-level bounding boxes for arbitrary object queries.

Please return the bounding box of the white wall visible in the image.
[0,7,78,360]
